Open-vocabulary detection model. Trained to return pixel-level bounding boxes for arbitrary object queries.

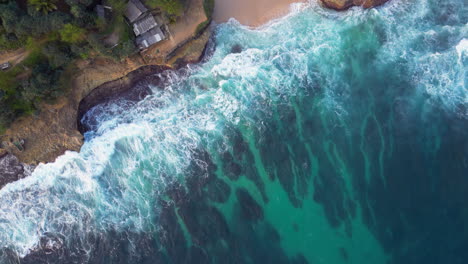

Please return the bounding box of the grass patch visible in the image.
[146,0,184,16]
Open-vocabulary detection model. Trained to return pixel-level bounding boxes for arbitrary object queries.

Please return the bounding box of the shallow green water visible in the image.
[0,0,467,263]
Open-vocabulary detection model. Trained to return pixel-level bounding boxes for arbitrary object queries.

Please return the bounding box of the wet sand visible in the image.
[214,0,307,27]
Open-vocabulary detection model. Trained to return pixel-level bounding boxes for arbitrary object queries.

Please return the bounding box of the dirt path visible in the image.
[0,48,30,66]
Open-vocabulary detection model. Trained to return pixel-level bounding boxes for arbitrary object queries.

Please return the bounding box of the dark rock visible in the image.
[77,65,171,134]
[231,44,243,54]
[236,188,264,222]
[320,0,390,10]
[206,177,231,203]
[221,151,242,181]
[0,153,31,189]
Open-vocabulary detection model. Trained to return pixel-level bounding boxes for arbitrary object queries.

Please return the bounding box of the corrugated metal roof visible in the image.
[136,27,165,49]
[133,15,158,36]
[124,0,148,23]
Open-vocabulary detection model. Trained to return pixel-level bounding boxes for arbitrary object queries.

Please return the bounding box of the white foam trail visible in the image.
[0,0,466,259]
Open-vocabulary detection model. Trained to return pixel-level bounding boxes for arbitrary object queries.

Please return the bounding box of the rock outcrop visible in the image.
[77,65,170,134]
[0,153,32,189]
[0,27,211,166]
[320,0,389,10]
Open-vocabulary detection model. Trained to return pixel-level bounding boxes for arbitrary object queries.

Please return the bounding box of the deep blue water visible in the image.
[0,0,467,263]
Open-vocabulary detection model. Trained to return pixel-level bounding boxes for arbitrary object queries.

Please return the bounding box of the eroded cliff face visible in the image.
[0,29,211,166]
[321,0,389,10]
[1,57,147,165]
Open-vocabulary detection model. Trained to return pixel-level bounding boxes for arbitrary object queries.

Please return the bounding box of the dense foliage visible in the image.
[0,0,199,131]
[0,0,138,130]
[28,0,58,14]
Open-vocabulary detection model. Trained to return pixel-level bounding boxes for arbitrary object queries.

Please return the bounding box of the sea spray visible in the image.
[0,0,467,263]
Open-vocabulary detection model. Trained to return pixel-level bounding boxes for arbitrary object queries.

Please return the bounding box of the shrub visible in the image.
[70,4,85,18]
[42,42,73,68]
[27,0,57,14]
[112,40,137,59]
[0,2,21,32]
[20,61,64,103]
[146,0,184,16]
[22,49,47,67]
[0,68,19,95]
[59,23,86,43]
[0,33,25,51]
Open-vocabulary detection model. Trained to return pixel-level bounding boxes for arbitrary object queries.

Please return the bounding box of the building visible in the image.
[136,27,165,50]
[132,15,158,36]
[124,0,166,50]
[0,62,11,71]
[124,0,149,23]
[95,5,112,20]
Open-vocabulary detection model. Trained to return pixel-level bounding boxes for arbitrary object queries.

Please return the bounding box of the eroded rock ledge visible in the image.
[321,0,389,10]
[0,153,32,189]
[77,65,171,134]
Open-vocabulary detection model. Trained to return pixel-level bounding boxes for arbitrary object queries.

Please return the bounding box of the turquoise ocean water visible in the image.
[0,0,467,263]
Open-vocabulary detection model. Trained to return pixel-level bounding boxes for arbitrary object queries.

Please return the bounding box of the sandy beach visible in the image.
[214,0,307,27]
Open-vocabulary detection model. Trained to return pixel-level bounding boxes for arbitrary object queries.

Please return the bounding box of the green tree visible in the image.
[42,42,73,68]
[0,2,20,33]
[59,23,85,43]
[28,0,57,14]
[70,4,85,18]
[20,62,63,103]
[112,40,137,59]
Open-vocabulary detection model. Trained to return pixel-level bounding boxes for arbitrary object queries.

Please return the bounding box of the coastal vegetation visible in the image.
[146,0,184,17]
[0,0,207,133]
[0,0,138,131]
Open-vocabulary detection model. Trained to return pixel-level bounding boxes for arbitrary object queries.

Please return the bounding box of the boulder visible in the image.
[0,153,30,189]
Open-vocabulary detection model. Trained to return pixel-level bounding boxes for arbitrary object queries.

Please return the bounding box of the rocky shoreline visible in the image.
[320,0,389,10]
[0,0,391,189]
[0,27,211,190]
[0,153,32,189]
[77,65,171,134]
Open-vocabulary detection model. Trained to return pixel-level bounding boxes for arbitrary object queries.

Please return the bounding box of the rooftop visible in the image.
[133,14,158,36]
[136,27,165,50]
[124,0,148,23]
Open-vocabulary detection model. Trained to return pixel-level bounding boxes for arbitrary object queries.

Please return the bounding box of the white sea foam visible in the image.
[0,0,466,259]
[456,38,468,58]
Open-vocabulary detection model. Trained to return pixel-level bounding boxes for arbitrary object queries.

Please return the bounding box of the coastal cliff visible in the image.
[0,0,391,183]
[321,0,389,10]
[0,29,211,165]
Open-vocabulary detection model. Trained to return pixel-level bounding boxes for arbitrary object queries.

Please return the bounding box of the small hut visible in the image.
[124,0,148,23]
